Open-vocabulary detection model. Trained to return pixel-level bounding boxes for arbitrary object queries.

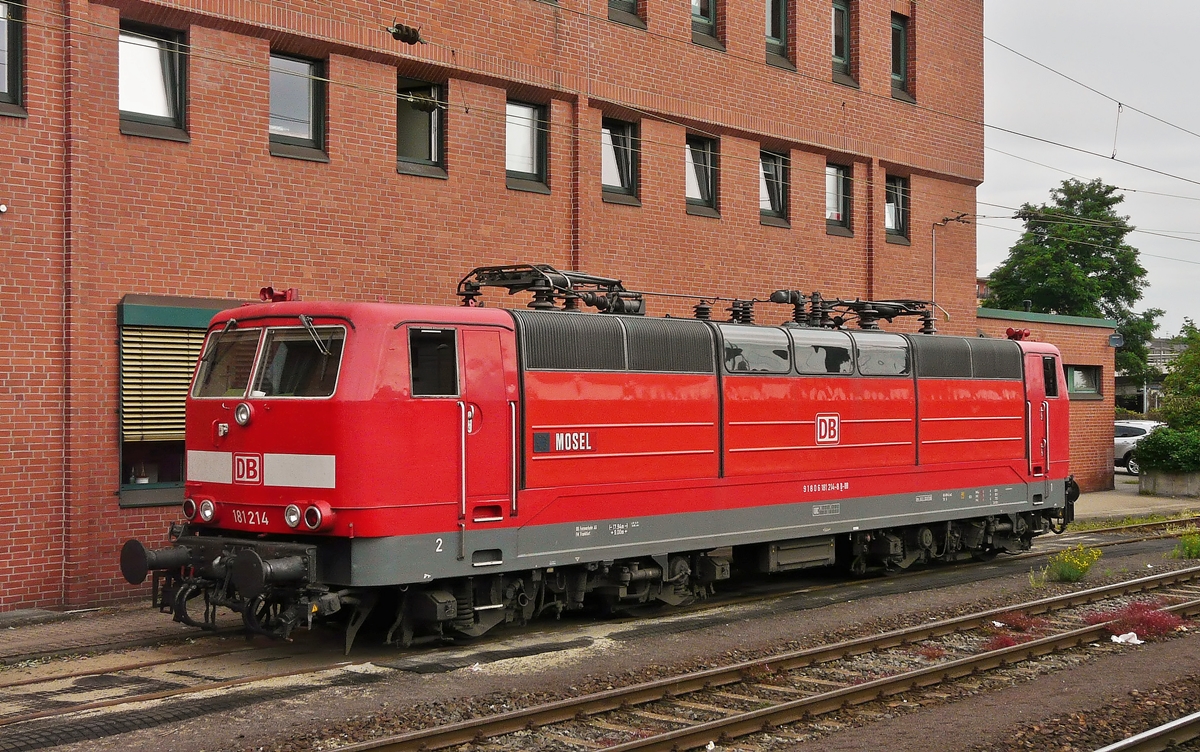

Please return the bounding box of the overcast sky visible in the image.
[980,1,1200,337]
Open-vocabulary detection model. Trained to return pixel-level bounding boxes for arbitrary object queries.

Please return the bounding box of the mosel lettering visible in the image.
[555,432,593,451]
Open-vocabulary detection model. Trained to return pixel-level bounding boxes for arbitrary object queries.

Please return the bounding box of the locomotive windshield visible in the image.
[251,327,345,397]
[193,329,262,397]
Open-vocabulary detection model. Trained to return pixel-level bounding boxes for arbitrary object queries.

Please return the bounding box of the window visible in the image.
[118,24,187,138]
[692,0,718,43]
[397,78,444,176]
[853,332,910,376]
[269,53,326,159]
[609,0,643,27]
[759,150,788,224]
[410,329,458,396]
[766,0,786,59]
[1042,356,1060,397]
[506,101,548,191]
[825,164,851,231]
[193,328,263,398]
[832,0,852,81]
[891,13,910,98]
[1066,365,1101,398]
[251,327,345,398]
[885,175,909,239]
[685,135,718,215]
[0,1,21,111]
[720,325,791,374]
[601,118,638,200]
[119,295,241,507]
[790,330,854,374]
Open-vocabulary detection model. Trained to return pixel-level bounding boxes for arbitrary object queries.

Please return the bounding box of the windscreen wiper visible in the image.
[299,314,332,356]
[200,319,238,365]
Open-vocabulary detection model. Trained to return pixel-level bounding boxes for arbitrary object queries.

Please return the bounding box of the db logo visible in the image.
[233,453,263,484]
[816,413,840,445]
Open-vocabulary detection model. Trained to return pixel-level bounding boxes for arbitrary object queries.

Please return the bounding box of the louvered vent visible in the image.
[967,338,1022,379]
[120,326,206,441]
[513,311,626,371]
[624,317,715,373]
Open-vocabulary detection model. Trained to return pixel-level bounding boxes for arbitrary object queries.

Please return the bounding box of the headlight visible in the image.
[198,499,216,522]
[234,402,253,426]
[284,504,302,528]
[182,498,197,520]
[303,505,323,531]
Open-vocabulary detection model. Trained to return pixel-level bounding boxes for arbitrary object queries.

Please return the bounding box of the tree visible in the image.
[983,178,1161,377]
[1160,319,1200,429]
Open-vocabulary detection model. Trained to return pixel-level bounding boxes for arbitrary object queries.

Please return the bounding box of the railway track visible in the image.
[1095,709,1200,752]
[339,565,1200,752]
[0,527,1195,752]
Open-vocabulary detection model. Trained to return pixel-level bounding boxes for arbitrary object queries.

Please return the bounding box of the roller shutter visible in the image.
[120,326,206,441]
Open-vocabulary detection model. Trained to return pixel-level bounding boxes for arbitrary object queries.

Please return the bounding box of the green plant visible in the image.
[1029,566,1048,588]
[1172,533,1200,559]
[1045,544,1102,582]
[1133,427,1200,473]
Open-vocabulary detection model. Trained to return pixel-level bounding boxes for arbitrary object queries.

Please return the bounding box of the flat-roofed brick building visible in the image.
[0,0,1111,610]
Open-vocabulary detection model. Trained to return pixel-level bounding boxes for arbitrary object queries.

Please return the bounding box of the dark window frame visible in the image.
[601,117,639,202]
[832,0,854,84]
[0,1,23,114]
[1066,364,1102,399]
[397,77,446,178]
[409,328,460,397]
[766,0,786,59]
[885,174,910,240]
[268,52,328,161]
[759,149,788,225]
[118,22,188,140]
[691,0,722,48]
[685,135,719,217]
[608,0,645,28]
[891,12,912,99]
[506,100,549,193]
[826,163,852,233]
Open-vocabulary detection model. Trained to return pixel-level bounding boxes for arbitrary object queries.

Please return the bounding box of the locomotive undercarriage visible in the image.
[128,507,1070,651]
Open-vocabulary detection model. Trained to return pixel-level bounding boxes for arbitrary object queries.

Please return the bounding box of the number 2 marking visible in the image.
[435,538,443,553]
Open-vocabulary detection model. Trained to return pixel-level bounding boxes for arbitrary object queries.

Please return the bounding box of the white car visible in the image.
[1114,420,1163,475]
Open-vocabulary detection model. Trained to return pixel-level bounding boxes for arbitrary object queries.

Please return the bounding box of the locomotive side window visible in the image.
[192,329,262,398]
[410,328,458,396]
[789,329,854,375]
[719,325,791,374]
[1042,356,1059,397]
[852,332,910,376]
[251,327,345,398]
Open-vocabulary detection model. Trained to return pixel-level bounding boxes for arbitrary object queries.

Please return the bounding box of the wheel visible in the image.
[1126,453,1140,476]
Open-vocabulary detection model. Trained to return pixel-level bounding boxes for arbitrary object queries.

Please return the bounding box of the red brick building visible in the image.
[1,0,1104,612]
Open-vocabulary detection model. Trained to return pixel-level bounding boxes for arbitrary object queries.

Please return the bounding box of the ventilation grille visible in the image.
[625,317,714,373]
[121,326,206,441]
[513,311,626,371]
[913,336,972,378]
[967,338,1023,379]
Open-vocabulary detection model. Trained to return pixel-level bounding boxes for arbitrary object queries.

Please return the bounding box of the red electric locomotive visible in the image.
[121,265,1078,650]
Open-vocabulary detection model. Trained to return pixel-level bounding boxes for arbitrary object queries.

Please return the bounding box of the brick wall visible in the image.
[977,310,1117,493]
[0,0,1036,609]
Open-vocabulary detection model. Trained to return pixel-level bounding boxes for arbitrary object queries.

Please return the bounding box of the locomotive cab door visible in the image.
[1024,352,1059,503]
[459,328,517,527]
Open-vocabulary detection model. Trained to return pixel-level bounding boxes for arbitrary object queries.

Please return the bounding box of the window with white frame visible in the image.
[119,23,186,134]
[826,164,851,229]
[685,135,718,213]
[601,118,638,197]
[759,150,787,221]
[506,101,547,189]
